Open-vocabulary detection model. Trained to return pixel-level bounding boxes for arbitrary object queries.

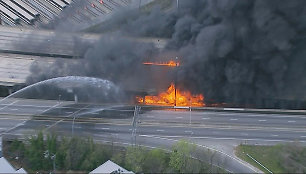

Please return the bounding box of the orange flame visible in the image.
[137,83,204,107]
[143,60,179,67]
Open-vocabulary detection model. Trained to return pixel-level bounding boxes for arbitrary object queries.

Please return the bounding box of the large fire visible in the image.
[143,60,180,67]
[137,83,204,107]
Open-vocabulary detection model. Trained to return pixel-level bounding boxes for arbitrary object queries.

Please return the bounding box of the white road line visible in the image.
[129,129,132,131]
[65,111,74,114]
[41,103,61,113]
[202,117,210,120]
[184,130,193,133]
[187,136,306,142]
[10,108,18,111]
[100,128,110,130]
[219,113,236,116]
[0,100,19,111]
[288,120,296,123]
[230,118,238,121]
[91,113,99,115]
[300,136,306,138]
[271,135,279,137]
[249,114,265,117]
[45,105,89,131]
[258,120,267,122]
[176,117,183,119]
[146,116,155,118]
[217,113,306,119]
[156,129,164,132]
[0,120,28,136]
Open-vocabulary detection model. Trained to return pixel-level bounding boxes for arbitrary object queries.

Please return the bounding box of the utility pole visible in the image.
[131,106,141,145]
[44,150,56,174]
[189,102,191,126]
[72,115,76,136]
[174,57,178,107]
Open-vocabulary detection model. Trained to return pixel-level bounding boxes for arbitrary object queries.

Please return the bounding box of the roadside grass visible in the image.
[236,144,292,174]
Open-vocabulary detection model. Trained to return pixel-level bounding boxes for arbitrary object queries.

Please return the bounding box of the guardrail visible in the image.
[140,105,306,115]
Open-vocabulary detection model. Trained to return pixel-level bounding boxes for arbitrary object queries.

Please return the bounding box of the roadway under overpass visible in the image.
[0,98,305,173]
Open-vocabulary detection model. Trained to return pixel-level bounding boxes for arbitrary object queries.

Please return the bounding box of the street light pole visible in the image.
[51,154,56,173]
[189,103,191,126]
[72,115,76,136]
[174,57,178,107]
[44,150,56,174]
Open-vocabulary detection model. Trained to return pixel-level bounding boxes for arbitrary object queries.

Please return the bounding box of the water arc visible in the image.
[0,76,125,104]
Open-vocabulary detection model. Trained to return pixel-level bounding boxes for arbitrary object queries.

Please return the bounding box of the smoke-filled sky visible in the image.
[27,0,306,107]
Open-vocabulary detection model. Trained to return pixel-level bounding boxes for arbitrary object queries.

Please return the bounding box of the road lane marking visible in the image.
[0,100,19,111]
[44,105,90,131]
[176,117,183,119]
[144,135,306,143]
[156,129,164,132]
[288,120,296,123]
[0,120,28,136]
[99,128,110,130]
[271,135,279,137]
[41,103,61,113]
[219,113,236,116]
[146,116,155,118]
[300,136,306,138]
[65,111,74,114]
[184,130,193,134]
[230,118,238,121]
[258,120,267,122]
[10,108,19,111]
[202,117,210,120]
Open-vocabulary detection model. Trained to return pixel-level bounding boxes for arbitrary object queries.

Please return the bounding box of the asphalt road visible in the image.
[1,98,306,173]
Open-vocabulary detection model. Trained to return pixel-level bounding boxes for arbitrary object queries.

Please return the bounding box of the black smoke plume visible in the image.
[26,0,306,108]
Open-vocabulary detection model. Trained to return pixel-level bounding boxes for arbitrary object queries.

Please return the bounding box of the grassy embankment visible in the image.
[236,143,306,173]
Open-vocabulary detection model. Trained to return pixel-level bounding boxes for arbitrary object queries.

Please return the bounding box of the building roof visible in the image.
[90,160,133,174]
[0,157,27,174]
[15,168,27,174]
[0,157,16,173]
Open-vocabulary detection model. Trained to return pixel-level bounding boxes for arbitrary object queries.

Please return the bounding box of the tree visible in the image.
[111,151,126,167]
[142,148,169,173]
[125,146,146,172]
[169,139,196,173]
[25,131,49,171]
